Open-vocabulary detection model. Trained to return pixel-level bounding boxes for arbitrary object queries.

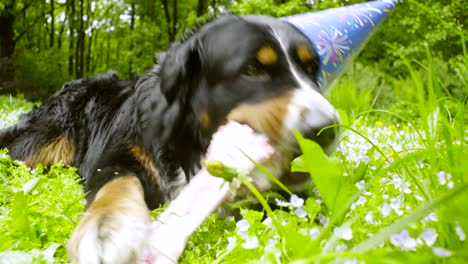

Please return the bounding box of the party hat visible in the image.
[283,0,398,89]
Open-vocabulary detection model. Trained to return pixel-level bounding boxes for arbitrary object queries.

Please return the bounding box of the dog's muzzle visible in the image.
[284,86,340,154]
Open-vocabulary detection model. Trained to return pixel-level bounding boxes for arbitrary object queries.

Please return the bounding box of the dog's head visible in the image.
[138,15,339,187]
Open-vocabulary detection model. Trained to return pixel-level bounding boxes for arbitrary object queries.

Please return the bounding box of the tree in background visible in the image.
[0,0,466,100]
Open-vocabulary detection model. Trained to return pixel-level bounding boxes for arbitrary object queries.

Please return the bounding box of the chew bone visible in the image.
[137,121,275,263]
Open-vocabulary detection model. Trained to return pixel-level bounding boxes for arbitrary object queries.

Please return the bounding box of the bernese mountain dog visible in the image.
[0,14,338,263]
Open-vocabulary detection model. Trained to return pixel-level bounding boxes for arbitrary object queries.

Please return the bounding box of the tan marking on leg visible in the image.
[67,175,150,264]
[128,144,159,187]
[26,135,75,167]
[227,93,291,144]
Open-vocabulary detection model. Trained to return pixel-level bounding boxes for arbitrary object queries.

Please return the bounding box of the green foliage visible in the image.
[0,151,84,263]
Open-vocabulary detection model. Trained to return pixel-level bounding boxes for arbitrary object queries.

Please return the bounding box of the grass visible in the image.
[1,25,467,264]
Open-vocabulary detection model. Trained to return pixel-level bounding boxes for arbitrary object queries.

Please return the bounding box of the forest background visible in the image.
[0,0,467,102]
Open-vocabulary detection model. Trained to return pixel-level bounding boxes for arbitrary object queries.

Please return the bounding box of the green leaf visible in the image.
[10,191,30,233]
[291,131,355,217]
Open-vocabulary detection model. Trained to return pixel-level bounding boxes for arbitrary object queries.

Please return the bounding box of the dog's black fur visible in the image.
[0,14,336,263]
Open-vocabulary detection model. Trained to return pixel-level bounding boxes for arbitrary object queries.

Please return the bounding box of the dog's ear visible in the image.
[159,39,203,104]
[137,39,203,147]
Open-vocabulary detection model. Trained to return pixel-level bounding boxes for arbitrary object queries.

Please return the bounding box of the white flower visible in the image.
[356,196,367,206]
[380,203,392,218]
[309,228,320,240]
[275,198,290,207]
[415,195,424,201]
[433,247,451,257]
[392,174,402,188]
[436,171,447,185]
[448,181,454,189]
[290,194,304,207]
[236,219,250,233]
[241,236,259,249]
[334,226,353,241]
[365,211,374,224]
[455,222,466,241]
[335,244,348,251]
[419,228,438,247]
[390,196,401,211]
[422,212,438,223]
[344,258,358,264]
[295,207,307,218]
[262,217,272,228]
[355,180,365,190]
[318,213,329,226]
[382,194,389,200]
[316,199,323,206]
[227,236,236,251]
[389,229,417,251]
[402,182,412,193]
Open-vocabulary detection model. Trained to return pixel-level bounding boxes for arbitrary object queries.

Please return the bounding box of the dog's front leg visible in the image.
[67,175,151,264]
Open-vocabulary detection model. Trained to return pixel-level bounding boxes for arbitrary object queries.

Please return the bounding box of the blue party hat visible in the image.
[283,0,398,89]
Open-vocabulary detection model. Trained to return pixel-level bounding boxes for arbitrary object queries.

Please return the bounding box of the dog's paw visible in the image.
[67,176,151,264]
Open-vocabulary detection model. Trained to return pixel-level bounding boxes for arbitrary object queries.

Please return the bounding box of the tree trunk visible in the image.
[197,0,206,17]
[0,15,16,83]
[128,1,136,78]
[68,0,75,77]
[0,15,16,59]
[161,0,173,42]
[75,0,85,78]
[172,0,178,41]
[50,0,55,47]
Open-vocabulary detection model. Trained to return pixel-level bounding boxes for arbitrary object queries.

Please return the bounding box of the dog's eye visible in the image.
[304,64,317,76]
[241,65,269,80]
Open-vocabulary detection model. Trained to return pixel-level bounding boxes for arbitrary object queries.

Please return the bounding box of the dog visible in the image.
[0,14,338,263]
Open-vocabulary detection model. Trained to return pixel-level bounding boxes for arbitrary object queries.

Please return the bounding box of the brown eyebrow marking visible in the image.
[297,44,313,63]
[256,45,278,66]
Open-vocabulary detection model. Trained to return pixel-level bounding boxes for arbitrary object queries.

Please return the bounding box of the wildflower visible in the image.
[448,181,454,189]
[415,195,424,201]
[309,228,320,240]
[236,219,250,233]
[318,213,329,226]
[422,212,438,223]
[390,196,401,211]
[402,182,412,193]
[356,196,367,206]
[241,236,259,249]
[365,211,374,224]
[344,258,358,264]
[262,217,272,228]
[433,247,451,257]
[355,180,365,191]
[227,236,236,251]
[275,198,290,207]
[295,207,307,218]
[391,174,402,188]
[335,244,348,251]
[316,199,323,206]
[389,229,417,251]
[419,228,438,247]
[290,194,304,207]
[334,226,353,241]
[436,171,452,186]
[380,203,392,218]
[455,222,466,241]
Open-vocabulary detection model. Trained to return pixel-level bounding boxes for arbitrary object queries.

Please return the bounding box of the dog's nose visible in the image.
[285,86,339,153]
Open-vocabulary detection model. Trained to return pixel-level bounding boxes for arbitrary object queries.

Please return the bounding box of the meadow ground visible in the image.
[0,54,467,263]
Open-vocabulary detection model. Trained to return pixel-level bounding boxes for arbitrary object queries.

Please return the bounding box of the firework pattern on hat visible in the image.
[283,0,398,89]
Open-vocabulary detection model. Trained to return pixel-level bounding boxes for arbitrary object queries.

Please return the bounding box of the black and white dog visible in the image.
[0,14,338,263]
